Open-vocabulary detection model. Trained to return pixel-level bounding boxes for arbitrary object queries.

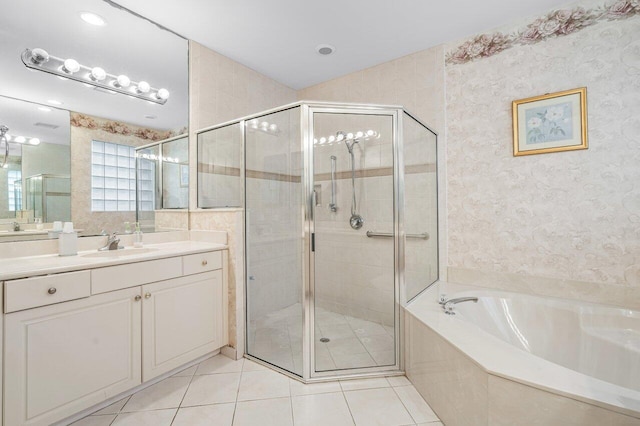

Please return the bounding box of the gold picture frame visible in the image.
[512,87,587,156]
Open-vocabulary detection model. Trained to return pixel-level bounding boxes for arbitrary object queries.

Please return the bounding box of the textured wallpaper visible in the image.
[445,6,640,306]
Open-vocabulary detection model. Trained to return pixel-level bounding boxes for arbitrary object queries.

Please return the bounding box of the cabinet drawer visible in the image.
[183,251,222,275]
[91,257,182,294]
[5,270,91,313]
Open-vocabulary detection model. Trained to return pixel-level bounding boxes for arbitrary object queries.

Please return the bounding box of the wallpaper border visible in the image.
[446,0,639,65]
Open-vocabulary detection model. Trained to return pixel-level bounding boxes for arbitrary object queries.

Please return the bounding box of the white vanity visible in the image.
[0,232,228,426]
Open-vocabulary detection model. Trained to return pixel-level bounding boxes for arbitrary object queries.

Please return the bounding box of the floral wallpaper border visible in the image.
[446,0,639,64]
[70,112,186,142]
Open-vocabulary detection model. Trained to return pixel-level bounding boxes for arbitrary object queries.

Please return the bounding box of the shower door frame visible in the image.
[304,104,405,380]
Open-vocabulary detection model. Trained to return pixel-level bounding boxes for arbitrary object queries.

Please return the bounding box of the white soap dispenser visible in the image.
[58,222,78,256]
[133,222,144,248]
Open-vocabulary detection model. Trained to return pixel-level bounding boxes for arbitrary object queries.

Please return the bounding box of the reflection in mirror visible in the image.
[0,0,188,242]
[134,136,189,232]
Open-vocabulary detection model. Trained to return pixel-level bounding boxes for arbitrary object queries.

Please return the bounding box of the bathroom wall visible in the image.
[21,142,69,179]
[444,0,640,308]
[188,40,297,350]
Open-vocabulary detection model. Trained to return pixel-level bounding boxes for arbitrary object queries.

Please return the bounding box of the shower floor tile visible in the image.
[74,354,442,426]
[248,304,396,373]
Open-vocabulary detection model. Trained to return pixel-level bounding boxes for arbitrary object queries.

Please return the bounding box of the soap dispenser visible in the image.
[58,222,78,256]
[133,222,144,248]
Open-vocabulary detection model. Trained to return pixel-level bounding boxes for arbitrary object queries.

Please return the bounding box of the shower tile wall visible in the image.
[313,116,395,327]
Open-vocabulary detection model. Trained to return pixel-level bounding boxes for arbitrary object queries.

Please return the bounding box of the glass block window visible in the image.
[91,141,154,212]
[8,170,21,211]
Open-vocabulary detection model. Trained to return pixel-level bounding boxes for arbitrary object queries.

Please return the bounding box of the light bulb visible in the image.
[346,132,354,140]
[366,129,375,137]
[156,88,170,100]
[29,138,41,145]
[62,58,80,74]
[269,123,278,132]
[30,48,49,64]
[80,12,106,26]
[336,133,344,141]
[260,121,269,129]
[250,119,258,129]
[14,136,26,143]
[328,135,335,143]
[114,75,130,88]
[355,131,364,139]
[136,81,150,94]
[320,137,327,144]
[314,139,318,144]
[90,67,106,81]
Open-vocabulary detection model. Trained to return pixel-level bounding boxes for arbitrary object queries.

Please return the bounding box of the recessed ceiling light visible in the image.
[316,44,335,55]
[38,106,52,112]
[80,12,106,26]
[47,100,63,105]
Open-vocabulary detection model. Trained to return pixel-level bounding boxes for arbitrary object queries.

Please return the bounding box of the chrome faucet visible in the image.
[99,232,122,251]
[12,221,20,232]
[442,297,479,315]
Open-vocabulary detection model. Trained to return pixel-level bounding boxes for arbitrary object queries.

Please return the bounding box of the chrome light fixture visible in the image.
[21,48,170,105]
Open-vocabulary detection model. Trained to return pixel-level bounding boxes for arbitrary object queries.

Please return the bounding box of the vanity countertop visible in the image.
[0,240,227,281]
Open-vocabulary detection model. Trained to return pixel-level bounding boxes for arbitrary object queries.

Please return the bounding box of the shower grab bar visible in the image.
[329,155,337,212]
[366,231,429,240]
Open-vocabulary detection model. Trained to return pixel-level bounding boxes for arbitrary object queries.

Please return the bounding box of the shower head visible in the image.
[344,137,359,154]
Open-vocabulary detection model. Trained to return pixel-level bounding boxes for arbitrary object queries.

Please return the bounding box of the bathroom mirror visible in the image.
[0,0,188,242]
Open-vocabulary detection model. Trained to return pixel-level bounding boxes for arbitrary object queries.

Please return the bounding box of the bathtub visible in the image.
[404,283,640,425]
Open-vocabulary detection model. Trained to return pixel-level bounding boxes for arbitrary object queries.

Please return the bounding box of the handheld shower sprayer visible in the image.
[335,130,364,230]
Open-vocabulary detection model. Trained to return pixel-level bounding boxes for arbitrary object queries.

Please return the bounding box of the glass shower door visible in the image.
[245,107,305,376]
[311,110,397,373]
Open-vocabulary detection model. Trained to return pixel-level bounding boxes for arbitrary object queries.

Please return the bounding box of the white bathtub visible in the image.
[405,283,640,424]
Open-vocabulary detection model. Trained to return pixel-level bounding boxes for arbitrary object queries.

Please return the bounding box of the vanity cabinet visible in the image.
[4,286,142,426]
[142,269,223,381]
[3,248,227,426]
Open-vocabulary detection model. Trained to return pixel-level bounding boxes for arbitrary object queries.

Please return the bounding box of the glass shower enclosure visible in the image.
[197,102,438,381]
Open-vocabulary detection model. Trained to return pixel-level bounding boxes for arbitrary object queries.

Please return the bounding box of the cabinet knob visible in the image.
[47,287,57,295]
[134,295,142,301]
[202,260,208,266]
[145,292,151,299]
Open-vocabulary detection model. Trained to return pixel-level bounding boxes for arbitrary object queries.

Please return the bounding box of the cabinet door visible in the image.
[4,287,142,426]
[142,270,223,381]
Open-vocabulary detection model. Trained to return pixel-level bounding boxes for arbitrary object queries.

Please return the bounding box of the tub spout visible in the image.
[442,297,478,315]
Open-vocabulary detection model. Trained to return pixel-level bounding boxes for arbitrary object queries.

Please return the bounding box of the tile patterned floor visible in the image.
[72,354,442,426]
[249,304,396,373]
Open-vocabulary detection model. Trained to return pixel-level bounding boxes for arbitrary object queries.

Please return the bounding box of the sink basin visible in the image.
[81,248,159,258]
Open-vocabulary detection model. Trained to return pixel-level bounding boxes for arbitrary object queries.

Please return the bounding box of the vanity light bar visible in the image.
[4,134,41,145]
[313,129,378,145]
[21,48,170,105]
[136,152,180,163]
[245,119,280,135]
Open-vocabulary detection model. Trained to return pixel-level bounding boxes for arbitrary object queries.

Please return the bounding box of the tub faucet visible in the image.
[12,222,20,232]
[99,232,122,251]
[442,297,478,315]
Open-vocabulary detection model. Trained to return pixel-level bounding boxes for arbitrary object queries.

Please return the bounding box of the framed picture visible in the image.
[512,87,587,156]
[180,164,189,187]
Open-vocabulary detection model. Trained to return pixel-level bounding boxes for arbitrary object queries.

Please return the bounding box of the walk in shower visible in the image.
[197,102,438,381]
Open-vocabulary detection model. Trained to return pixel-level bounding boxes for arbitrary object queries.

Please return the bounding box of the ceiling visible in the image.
[113,0,573,90]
